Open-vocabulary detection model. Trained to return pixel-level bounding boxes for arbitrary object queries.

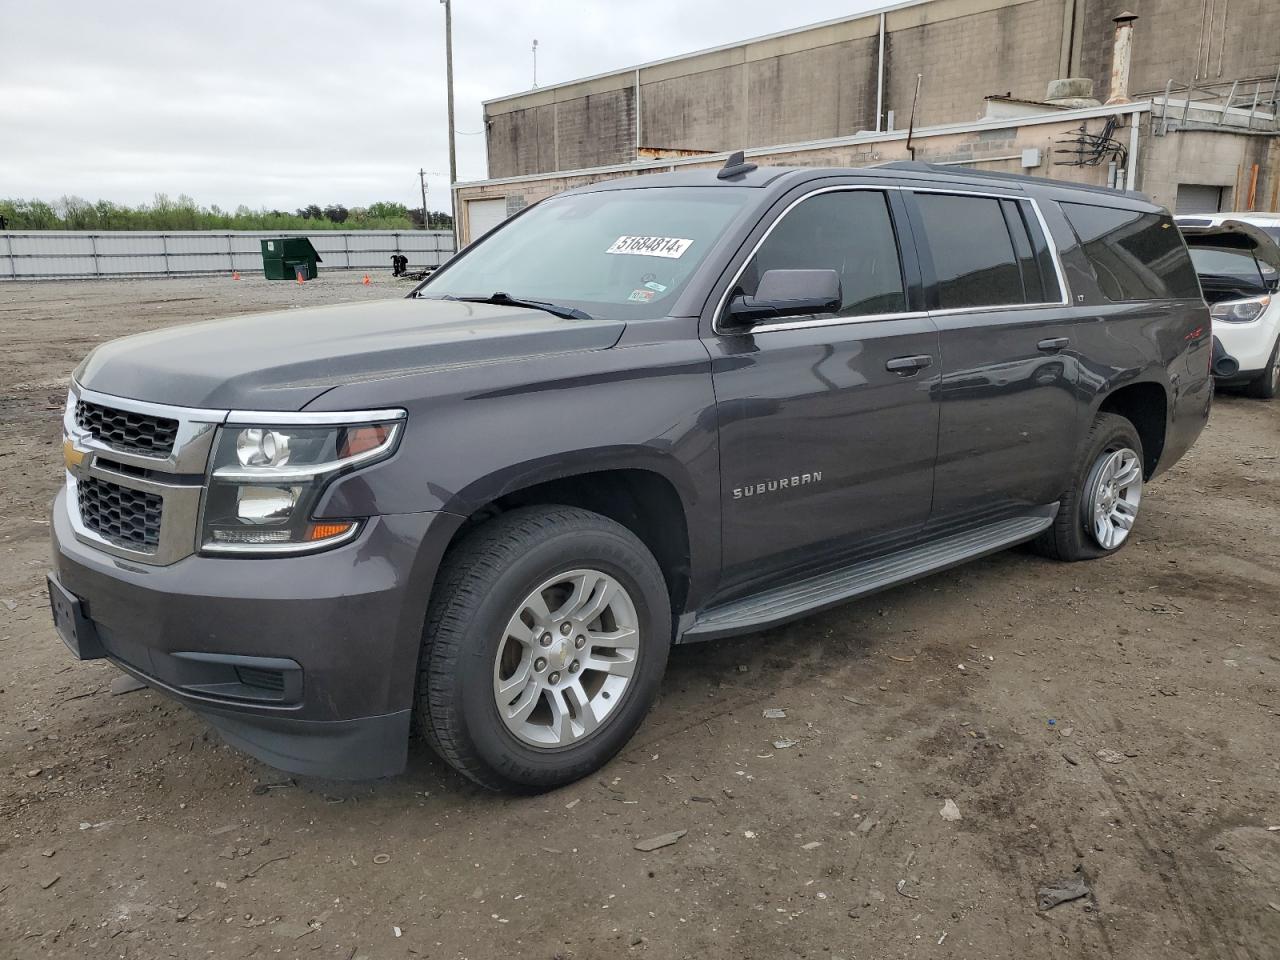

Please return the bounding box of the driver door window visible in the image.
[737,190,908,319]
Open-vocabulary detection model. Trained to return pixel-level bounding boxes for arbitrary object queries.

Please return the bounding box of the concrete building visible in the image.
[454,0,1279,244]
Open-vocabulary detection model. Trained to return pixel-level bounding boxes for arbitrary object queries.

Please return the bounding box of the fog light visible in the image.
[236,485,300,524]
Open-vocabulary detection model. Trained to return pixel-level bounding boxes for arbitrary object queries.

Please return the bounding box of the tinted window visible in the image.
[914,194,1031,309]
[1061,202,1201,301]
[739,191,907,318]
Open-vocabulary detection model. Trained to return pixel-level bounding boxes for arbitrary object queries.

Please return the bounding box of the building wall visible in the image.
[1076,0,1280,98]
[1140,130,1280,212]
[483,0,1280,180]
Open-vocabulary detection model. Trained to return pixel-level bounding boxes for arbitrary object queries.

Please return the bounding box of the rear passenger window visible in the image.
[914,193,1058,309]
[740,190,907,318]
[1060,202,1201,301]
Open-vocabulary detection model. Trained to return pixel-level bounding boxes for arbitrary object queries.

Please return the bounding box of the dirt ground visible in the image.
[1,274,1278,960]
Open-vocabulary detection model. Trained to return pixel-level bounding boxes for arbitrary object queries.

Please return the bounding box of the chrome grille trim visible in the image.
[64,383,229,566]
[74,399,179,457]
[64,386,225,475]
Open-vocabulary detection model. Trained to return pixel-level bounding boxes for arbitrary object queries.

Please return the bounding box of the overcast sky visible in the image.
[1,0,886,213]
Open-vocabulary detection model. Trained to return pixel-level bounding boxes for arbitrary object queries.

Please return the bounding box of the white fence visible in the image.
[0,230,455,280]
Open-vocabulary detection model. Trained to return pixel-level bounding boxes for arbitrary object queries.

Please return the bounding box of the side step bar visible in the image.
[680,505,1058,643]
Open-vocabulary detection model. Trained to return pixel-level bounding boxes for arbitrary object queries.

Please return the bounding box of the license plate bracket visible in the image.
[47,574,106,660]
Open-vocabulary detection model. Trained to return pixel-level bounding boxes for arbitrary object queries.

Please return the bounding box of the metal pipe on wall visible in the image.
[1058,0,1074,82]
[1204,0,1216,78]
[876,13,886,133]
[634,68,642,159]
[1195,0,1208,80]
[1216,0,1229,77]
[1126,110,1140,190]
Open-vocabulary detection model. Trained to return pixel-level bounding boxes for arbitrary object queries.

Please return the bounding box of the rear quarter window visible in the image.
[1061,202,1200,301]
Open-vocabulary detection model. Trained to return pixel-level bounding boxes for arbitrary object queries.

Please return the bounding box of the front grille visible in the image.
[75,400,179,457]
[77,476,163,552]
[235,667,286,692]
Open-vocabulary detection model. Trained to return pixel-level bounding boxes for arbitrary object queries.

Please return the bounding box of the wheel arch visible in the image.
[1093,380,1169,478]
[440,461,698,625]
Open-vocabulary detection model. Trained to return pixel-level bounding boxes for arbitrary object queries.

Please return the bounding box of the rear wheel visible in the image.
[416,506,671,792]
[1245,338,1280,399]
[1033,412,1144,562]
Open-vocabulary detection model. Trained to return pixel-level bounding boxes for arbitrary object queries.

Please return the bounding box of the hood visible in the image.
[75,297,625,409]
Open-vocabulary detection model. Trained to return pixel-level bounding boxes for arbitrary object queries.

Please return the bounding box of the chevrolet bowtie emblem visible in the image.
[62,437,86,472]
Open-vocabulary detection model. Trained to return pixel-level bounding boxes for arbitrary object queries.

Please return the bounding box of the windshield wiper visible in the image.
[446,292,593,320]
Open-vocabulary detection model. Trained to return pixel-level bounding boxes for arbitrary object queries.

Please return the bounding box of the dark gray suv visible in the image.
[49,158,1212,791]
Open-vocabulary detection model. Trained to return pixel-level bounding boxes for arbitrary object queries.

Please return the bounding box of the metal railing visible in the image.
[1153,73,1280,135]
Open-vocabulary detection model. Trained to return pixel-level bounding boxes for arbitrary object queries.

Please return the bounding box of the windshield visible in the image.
[418,187,754,320]
[1187,244,1276,288]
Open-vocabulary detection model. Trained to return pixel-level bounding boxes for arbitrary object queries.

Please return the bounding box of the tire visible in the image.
[1032,412,1145,562]
[1245,337,1280,400]
[416,505,671,792]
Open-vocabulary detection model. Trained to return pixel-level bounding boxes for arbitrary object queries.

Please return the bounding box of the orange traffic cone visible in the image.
[296,272,304,285]
[362,274,370,285]
[232,271,240,281]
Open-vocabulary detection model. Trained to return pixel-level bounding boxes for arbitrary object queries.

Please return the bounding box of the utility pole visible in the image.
[440,0,457,193]
[418,168,429,229]
[532,38,538,88]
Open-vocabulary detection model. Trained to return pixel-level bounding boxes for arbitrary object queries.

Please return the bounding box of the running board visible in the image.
[680,505,1058,643]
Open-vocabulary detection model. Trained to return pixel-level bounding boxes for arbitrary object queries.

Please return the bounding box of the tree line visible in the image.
[0,194,453,231]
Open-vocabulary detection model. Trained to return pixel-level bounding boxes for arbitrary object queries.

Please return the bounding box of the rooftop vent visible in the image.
[1106,11,1139,105]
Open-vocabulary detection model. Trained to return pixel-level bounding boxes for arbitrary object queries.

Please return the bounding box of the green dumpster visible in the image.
[260,237,322,280]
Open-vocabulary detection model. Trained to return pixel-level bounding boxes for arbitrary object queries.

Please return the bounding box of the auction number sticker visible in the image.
[606,236,694,259]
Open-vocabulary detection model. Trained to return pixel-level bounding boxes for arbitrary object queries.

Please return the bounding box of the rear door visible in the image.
[904,189,1080,525]
[704,186,941,595]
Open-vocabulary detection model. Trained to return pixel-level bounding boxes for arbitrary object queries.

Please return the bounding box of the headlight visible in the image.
[199,411,404,555]
[1210,295,1269,323]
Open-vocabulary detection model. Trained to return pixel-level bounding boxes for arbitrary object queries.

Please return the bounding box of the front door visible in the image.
[705,187,941,597]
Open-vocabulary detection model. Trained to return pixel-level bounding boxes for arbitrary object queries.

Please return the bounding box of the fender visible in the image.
[1076,300,1211,478]
[306,330,723,606]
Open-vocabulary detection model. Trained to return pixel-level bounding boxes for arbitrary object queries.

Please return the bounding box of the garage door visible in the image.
[466,198,508,245]
[1175,184,1224,215]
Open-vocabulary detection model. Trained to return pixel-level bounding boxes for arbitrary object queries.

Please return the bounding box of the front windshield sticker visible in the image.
[628,289,656,302]
[606,236,694,259]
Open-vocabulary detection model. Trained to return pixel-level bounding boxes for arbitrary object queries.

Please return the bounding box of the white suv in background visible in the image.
[1177,213,1280,399]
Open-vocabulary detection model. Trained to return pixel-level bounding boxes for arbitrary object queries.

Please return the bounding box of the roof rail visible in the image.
[873,160,1152,202]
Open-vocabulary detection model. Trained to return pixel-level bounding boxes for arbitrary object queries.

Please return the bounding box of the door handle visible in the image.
[1037,337,1070,353]
[885,354,933,375]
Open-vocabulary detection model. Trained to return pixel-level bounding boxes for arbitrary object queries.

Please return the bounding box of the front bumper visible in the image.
[51,488,463,779]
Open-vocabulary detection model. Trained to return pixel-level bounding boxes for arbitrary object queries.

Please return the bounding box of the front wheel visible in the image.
[1033,412,1144,562]
[416,506,671,792]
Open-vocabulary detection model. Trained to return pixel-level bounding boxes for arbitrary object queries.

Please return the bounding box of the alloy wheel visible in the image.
[492,569,640,748]
[1084,446,1143,550]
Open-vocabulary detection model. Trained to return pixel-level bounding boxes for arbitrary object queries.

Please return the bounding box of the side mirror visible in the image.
[726,268,841,326]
